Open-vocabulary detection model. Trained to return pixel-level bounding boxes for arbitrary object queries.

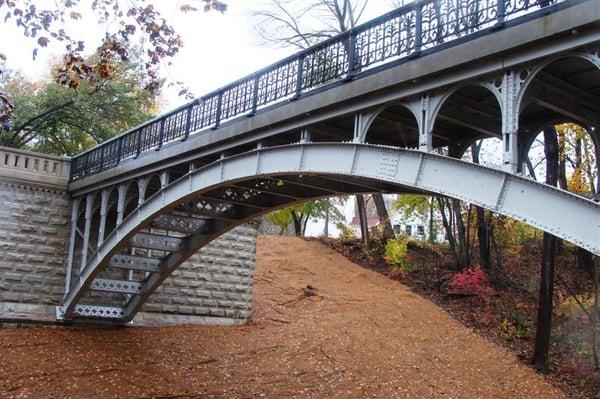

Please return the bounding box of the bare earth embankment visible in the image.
[0,235,565,398]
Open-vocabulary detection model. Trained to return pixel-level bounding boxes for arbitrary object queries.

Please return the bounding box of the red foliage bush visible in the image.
[448,266,496,300]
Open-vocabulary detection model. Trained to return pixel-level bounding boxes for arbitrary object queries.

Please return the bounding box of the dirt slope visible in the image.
[0,236,564,398]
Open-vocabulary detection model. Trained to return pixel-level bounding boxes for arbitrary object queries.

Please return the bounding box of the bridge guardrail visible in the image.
[69,0,573,181]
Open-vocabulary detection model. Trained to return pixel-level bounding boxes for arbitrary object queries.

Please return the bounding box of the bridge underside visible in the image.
[59,1,600,323]
[59,144,600,324]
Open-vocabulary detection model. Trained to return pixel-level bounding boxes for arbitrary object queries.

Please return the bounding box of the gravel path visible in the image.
[0,235,564,398]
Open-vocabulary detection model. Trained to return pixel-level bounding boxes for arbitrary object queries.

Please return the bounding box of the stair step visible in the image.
[130,233,186,252]
[90,278,145,294]
[153,214,208,234]
[72,304,126,319]
[109,254,162,272]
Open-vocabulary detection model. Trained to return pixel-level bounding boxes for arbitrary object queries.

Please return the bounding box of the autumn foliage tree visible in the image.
[1,58,157,154]
[0,0,227,134]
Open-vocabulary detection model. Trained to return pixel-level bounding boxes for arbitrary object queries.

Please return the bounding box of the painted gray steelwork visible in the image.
[57,0,600,323]
[68,0,600,196]
[69,0,593,182]
[59,143,600,323]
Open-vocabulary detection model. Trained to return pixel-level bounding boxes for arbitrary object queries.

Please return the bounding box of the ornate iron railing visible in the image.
[70,0,571,181]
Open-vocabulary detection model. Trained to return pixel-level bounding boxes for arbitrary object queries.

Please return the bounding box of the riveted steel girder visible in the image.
[61,143,600,323]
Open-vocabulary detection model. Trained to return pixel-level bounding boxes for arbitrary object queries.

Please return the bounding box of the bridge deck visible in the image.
[69,0,600,194]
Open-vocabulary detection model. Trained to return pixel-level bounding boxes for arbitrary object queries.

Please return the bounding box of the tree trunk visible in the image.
[471,141,491,270]
[437,196,457,260]
[525,156,537,180]
[452,198,469,268]
[428,196,435,243]
[532,232,556,373]
[476,207,491,270]
[372,193,394,240]
[323,199,330,238]
[291,210,303,237]
[302,213,309,236]
[532,125,559,373]
[356,194,369,247]
[557,128,568,190]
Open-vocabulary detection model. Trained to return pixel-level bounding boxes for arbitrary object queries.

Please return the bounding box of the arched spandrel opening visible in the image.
[518,56,600,188]
[433,84,502,153]
[523,122,598,196]
[363,104,419,147]
[519,56,600,139]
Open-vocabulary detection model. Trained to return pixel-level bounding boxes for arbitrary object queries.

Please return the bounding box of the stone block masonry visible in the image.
[0,146,258,325]
[144,224,257,320]
[0,182,70,306]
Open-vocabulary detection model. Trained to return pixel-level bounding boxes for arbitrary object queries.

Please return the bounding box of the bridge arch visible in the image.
[517,52,600,114]
[60,143,600,322]
[429,82,502,148]
[360,102,420,147]
[516,54,600,180]
[515,52,600,131]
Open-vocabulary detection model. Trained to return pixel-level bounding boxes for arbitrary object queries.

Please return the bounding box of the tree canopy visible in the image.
[1,57,158,155]
[267,197,347,237]
[0,0,227,132]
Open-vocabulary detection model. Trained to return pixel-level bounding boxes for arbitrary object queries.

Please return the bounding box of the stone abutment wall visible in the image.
[0,146,257,325]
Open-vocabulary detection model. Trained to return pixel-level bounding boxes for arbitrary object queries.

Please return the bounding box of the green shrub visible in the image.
[337,223,356,241]
[385,238,417,272]
[499,308,533,340]
[526,276,537,297]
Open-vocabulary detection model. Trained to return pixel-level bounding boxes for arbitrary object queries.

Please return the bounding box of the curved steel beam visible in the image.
[61,143,600,321]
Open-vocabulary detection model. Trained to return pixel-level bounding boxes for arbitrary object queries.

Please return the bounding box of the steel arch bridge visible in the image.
[59,144,600,321]
[58,0,600,322]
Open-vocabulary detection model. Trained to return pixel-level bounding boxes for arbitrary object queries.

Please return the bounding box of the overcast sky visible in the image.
[0,0,398,111]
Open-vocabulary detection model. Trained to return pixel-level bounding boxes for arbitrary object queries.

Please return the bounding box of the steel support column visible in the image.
[501,70,521,173]
[79,193,95,272]
[116,184,127,225]
[97,189,109,246]
[419,94,433,152]
[63,197,81,294]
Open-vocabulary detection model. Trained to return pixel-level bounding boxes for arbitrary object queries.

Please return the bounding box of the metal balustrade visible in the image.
[70,0,572,181]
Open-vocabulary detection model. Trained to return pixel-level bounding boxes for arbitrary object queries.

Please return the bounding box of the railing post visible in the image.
[99,146,105,172]
[345,31,356,81]
[497,0,506,26]
[156,118,166,151]
[183,105,192,141]
[135,128,142,158]
[294,54,305,98]
[250,76,259,115]
[116,137,123,165]
[213,92,223,129]
[414,3,423,55]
